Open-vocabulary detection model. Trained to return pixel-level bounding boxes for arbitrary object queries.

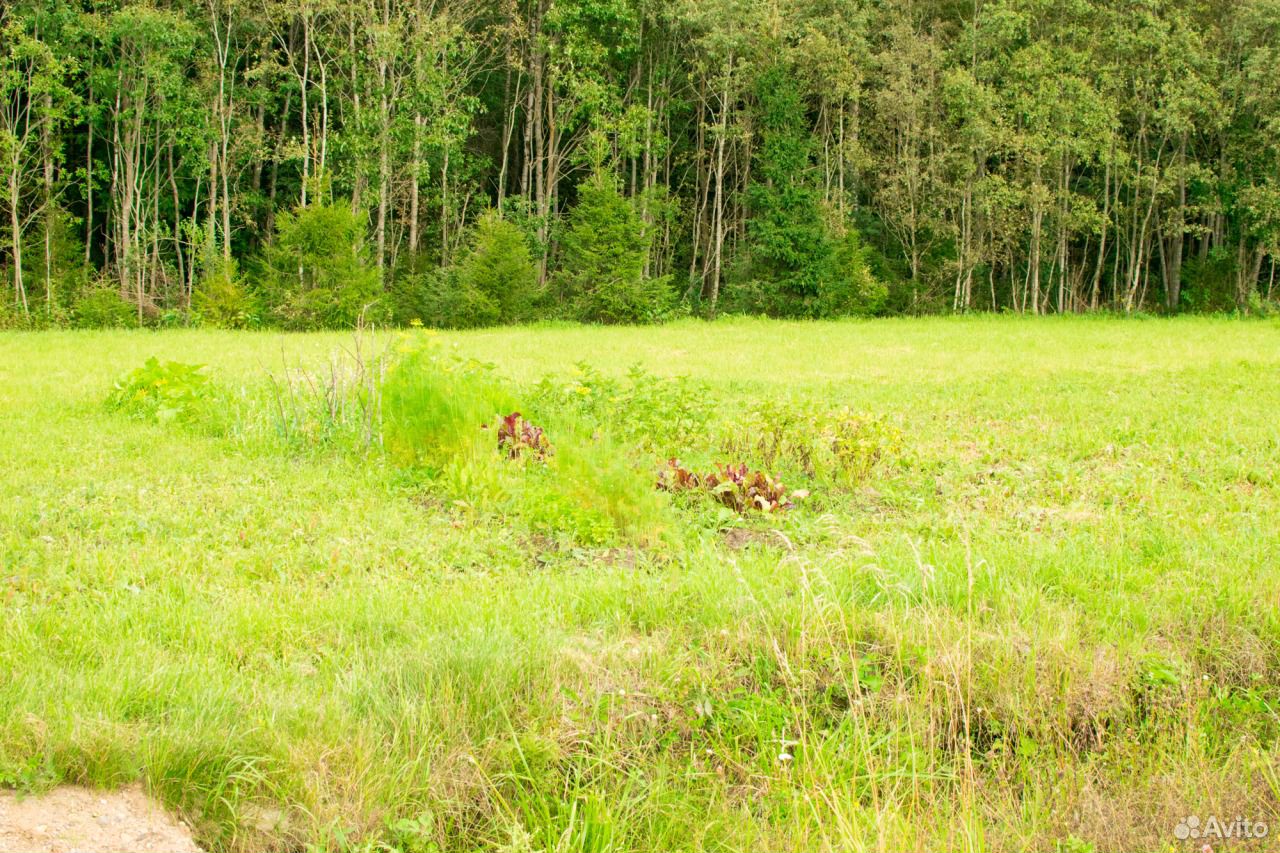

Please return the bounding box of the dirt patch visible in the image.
[0,785,202,853]
[721,527,792,551]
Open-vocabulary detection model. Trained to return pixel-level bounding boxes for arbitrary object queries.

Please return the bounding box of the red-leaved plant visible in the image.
[705,463,792,513]
[657,459,807,513]
[497,412,552,460]
[656,458,701,492]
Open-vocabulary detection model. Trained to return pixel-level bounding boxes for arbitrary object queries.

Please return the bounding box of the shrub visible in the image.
[260,200,385,329]
[820,229,888,317]
[424,267,501,329]
[194,258,259,328]
[453,211,541,324]
[387,271,426,328]
[72,286,138,328]
[558,171,672,324]
[107,357,212,424]
[390,213,541,329]
[0,299,29,329]
[1182,249,1238,313]
[21,209,91,323]
[1246,290,1279,317]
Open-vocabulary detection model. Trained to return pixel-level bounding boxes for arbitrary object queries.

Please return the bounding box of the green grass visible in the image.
[1,316,1279,852]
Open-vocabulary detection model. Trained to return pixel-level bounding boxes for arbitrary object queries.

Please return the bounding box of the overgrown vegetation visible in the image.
[381,340,670,546]
[3,318,1280,853]
[106,357,214,425]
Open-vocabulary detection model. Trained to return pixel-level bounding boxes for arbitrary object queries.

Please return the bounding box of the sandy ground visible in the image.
[0,785,202,853]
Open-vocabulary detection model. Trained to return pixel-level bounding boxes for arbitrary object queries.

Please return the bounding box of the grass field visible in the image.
[2,316,1279,852]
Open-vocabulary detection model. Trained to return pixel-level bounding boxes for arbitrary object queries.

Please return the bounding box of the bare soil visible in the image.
[0,785,202,853]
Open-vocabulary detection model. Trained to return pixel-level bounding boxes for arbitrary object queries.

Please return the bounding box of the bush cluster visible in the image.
[8,170,887,332]
[104,338,906,551]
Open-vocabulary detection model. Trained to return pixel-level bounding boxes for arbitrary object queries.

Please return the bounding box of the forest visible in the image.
[2,0,1279,328]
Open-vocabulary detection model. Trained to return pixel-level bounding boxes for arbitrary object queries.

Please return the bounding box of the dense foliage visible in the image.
[2,0,1279,328]
[260,201,386,329]
[558,171,671,323]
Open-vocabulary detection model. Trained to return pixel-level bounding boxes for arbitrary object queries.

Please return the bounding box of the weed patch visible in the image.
[529,363,712,455]
[106,358,214,426]
[263,334,389,452]
[719,400,903,487]
[383,340,669,547]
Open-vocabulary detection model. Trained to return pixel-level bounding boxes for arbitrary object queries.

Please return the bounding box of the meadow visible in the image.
[1,316,1278,852]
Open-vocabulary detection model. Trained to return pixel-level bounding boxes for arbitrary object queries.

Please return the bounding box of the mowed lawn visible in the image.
[1,317,1279,852]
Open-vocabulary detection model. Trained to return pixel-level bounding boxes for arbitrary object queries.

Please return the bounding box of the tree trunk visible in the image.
[85,84,94,267]
[8,164,26,315]
[408,114,421,257]
[1028,187,1042,315]
[707,55,732,316]
[1163,135,1187,312]
[376,59,390,272]
[1090,156,1111,310]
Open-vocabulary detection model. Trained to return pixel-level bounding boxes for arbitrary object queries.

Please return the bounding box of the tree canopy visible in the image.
[1,0,1278,327]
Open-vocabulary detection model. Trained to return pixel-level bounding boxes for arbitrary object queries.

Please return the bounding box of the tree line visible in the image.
[2,0,1278,328]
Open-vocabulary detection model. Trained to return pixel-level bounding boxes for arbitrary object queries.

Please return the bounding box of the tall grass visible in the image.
[264,329,389,452]
[382,339,671,547]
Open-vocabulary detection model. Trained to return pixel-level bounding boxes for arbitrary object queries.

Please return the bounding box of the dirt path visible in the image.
[0,785,202,853]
